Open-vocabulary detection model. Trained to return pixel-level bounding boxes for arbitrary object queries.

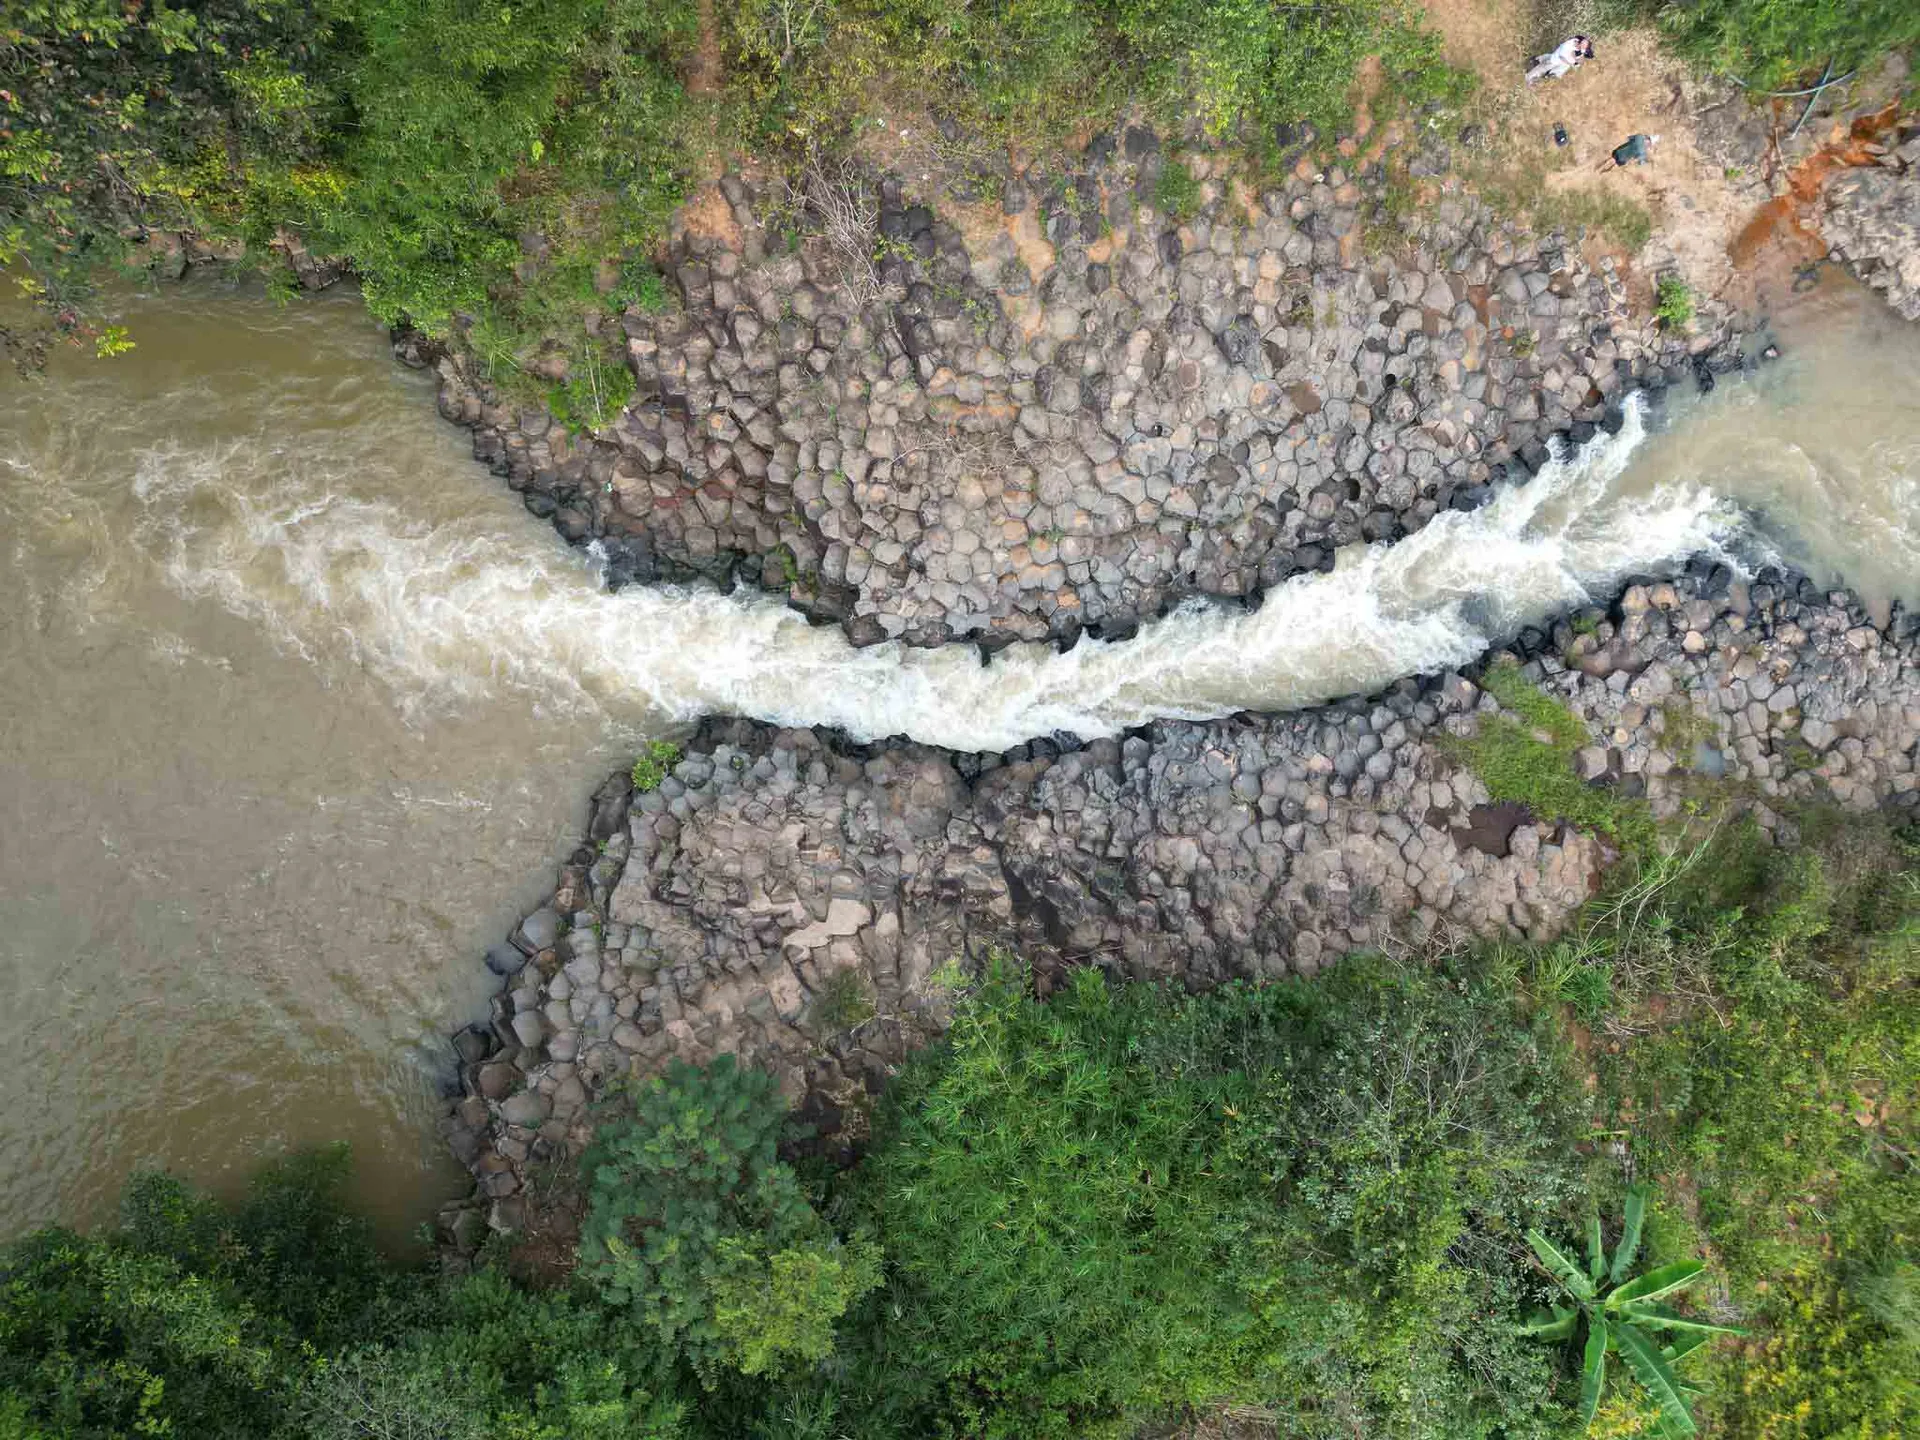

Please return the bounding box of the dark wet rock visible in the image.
[518,907,564,951]
[485,943,528,977]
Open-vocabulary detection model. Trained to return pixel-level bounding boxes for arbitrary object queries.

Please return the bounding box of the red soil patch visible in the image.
[1727,103,1902,272]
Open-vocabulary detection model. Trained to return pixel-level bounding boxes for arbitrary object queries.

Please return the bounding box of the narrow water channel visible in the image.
[2,273,1915,1237]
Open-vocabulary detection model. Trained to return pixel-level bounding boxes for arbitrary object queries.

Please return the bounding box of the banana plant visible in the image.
[1518,1182,1743,1437]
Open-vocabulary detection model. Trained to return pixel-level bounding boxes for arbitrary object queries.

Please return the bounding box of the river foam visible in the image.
[133,396,1737,752]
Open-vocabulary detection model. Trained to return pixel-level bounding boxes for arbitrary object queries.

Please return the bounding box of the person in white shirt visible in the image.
[1527,36,1595,83]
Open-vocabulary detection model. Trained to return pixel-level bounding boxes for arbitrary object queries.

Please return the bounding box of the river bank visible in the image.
[407,55,1919,651]
[423,138,1761,651]
[438,552,1920,1244]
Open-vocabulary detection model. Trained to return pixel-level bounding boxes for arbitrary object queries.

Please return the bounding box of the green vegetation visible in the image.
[1656,277,1697,330]
[4,814,1917,1436]
[0,1148,684,1439]
[750,0,1467,151]
[1600,817,1920,1438]
[8,0,1916,383]
[807,967,875,1033]
[0,0,704,385]
[1153,157,1201,222]
[843,950,1587,1439]
[3,0,1480,378]
[630,740,683,792]
[1521,1183,1742,1436]
[1636,0,1920,92]
[578,1057,880,1380]
[1361,160,1420,256]
[1448,658,1655,851]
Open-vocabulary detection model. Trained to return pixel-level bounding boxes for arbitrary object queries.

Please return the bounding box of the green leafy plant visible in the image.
[1521,1184,1742,1436]
[1655,277,1696,329]
[631,740,683,792]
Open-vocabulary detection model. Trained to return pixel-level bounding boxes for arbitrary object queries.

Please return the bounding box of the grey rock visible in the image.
[519,907,564,951]
[501,1091,550,1128]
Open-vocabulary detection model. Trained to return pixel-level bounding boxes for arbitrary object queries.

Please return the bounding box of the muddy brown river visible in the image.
[2,273,1916,1239]
[1,282,646,1236]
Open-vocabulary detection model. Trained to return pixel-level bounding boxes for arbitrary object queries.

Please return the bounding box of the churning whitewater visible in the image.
[131,397,1734,753]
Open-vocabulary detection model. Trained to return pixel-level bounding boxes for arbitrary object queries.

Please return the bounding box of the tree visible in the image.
[577,1057,878,1381]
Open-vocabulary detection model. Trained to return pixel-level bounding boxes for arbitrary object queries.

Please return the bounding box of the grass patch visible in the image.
[1449,659,1656,853]
[1361,160,1420,257]
[809,967,876,1034]
[1153,157,1201,222]
[1465,148,1654,253]
[1658,695,1720,758]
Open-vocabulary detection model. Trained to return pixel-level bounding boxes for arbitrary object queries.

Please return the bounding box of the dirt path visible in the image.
[667,0,746,252]
[687,0,724,97]
[1424,1,1750,296]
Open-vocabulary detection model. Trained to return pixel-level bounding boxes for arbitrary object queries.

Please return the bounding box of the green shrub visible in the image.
[1655,277,1696,329]
[1643,0,1920,91]
[578,1057,879,1380]
[853,952,1584,1439]
[1,0,697,385]
[631,741,684,792]
[0,0,352,365]
[6,818,1915,1440]
[301,1269,687,1440]
[549,353,639,435]
[0,1149,386,1440]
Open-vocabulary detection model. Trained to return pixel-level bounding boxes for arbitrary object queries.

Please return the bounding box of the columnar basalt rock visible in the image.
[429,135,1751,650]
[438,566,1920,1237]
[1822,139,1920,321]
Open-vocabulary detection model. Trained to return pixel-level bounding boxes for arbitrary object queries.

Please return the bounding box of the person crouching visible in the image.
[1599,133,1660,171]
[1526,36,1595,83]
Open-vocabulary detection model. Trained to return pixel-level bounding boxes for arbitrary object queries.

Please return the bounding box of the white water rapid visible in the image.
[136,398,1735,753]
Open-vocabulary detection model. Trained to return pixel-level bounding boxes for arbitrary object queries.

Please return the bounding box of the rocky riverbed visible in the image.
[438,564,1920,1244]
[422,126,1756,650]
[1823,135,1920,321]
